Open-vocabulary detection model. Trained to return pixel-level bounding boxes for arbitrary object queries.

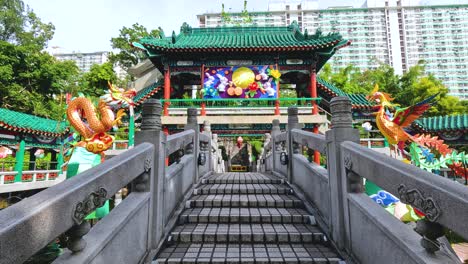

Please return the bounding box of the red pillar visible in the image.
[310,65,320,164]
[275,63,280,115]
[164,66,171,116]
[201,103,206,116]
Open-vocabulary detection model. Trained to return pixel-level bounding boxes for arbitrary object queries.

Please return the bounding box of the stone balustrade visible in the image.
[259,96,464,264]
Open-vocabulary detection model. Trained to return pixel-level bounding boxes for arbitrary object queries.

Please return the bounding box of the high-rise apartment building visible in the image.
[48,47,128,79]
[197,0,468,99]
[52,50,109,73]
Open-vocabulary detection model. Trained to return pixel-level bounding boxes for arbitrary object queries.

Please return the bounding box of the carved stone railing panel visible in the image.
[0,143,154,264]
[166,130,195,157]
[291,129,327,154]
[274,131,287,143]
[341,141,468,242]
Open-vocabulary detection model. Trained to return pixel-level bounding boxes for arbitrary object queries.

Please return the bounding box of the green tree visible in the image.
[320,62,467,116]
[0,0,54,48]
[0,0,80,120]
[80,62,117,96]
[109,23,160,72]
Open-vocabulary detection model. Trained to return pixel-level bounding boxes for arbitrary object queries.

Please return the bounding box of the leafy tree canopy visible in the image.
[319,62,467,116]
[80,62,117,96]
[109,23,160,72]
[0,0,54,49]
[0,0,80,120]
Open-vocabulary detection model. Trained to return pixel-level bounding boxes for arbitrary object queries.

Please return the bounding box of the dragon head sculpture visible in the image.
[100,81,137,109]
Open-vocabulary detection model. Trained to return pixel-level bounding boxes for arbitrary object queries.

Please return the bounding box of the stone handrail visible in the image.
[0,99,209,264]
[198,132,212,177]
[260,97,460,264]
[291,129,327,154]
[199,133,210,144]
[0,143,154,264]
[166,130,195,156]
[342,141,468,241]
[274,131,287,143]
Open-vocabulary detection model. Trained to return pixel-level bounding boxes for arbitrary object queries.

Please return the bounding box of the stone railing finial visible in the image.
[203,121,211,133]
[187,107,197,125]
[272,119,281,135]
[287,106,300,130]
[330,96,353,129]
[141,99,162,130]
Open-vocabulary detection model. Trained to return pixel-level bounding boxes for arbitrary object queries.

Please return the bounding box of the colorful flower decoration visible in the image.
[268,68,281,81]
[246,82,259,98]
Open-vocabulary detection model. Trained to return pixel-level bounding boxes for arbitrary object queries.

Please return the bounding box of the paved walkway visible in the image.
[155,172,344,263]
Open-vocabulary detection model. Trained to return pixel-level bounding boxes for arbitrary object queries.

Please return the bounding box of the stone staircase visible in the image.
[155,172,344,263]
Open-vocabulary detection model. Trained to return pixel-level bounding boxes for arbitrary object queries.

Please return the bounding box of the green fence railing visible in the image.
[161,97,321,109]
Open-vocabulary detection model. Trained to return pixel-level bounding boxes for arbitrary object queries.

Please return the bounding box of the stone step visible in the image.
[169,223,325,244]
[202,173,284,184]
[155,243,343,264]
[188,194,303,208]
[180,208,314,224]
[194,183,293,195]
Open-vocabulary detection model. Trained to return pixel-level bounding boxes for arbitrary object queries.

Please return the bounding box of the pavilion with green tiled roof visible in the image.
[411,114,468,145]
[132,21,354,117]
[134,22,350,72]
[0,108,68,181]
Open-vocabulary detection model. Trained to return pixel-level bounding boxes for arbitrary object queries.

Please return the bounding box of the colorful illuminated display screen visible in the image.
[202,65,281,99]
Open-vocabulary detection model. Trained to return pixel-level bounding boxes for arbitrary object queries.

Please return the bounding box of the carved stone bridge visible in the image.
[0,97,466,264]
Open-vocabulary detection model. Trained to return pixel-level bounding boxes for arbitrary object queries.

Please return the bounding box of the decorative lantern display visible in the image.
[0,146,12,159]
[361,122,372,132]
[34,149,45,159]
[237,136,243,148]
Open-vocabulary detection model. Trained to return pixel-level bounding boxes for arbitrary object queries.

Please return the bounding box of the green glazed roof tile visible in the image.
[133,80,163,106]
[0,108,67,136]
[414,114,468,132]
[137,24,346,52]
[317,77,373,108]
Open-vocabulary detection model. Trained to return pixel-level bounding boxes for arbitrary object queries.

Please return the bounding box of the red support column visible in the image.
[275,63,280,115]
[310,65,320,164]
[201,103,206,116]
[163,66,171,116]
[201,63,206,116]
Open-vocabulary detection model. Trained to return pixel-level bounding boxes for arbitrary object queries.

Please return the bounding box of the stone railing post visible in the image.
[185,108,199,181]
[212,134,218,172]
[325,97,360,252]
[203,121,213,172]
[135,99,165,250]
[287,106,302,183]
[261,133,271,172]
[271,119,280,173]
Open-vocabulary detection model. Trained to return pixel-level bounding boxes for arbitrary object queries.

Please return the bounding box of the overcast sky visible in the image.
[23,0,467,53]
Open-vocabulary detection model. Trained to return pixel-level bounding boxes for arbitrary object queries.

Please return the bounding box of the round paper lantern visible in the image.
[237,136,243,148]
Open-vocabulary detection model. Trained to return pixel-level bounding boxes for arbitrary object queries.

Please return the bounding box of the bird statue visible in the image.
[366,84,437,157]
